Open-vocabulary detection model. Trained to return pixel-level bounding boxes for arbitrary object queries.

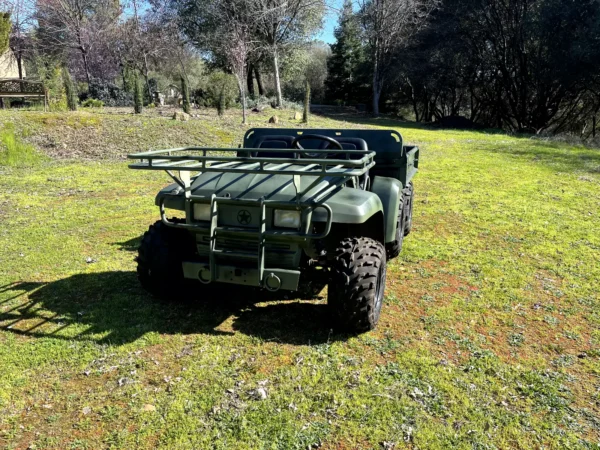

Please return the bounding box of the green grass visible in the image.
[0,108,599,449]
[0,125,44,167]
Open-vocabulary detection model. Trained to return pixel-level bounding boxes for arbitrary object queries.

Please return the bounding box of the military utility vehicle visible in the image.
[128,129,418,332]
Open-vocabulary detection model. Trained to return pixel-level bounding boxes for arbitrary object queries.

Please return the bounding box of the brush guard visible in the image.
[129,147,375,290]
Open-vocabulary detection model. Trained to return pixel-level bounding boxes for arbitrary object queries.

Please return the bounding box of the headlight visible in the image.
[274,209,301,228]
[193,203,211,221]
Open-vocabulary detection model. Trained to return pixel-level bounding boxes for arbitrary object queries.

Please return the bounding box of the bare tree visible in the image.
[0,0,36,79]
[359,0,438,115]
[174,0,258,122]
[250,0,324,107]
[114,0,182,100]
[36,0,120,83]
[228,26,252,123]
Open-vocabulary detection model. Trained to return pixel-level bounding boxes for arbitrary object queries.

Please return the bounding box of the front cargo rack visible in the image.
[128,146,375,175]
[128,146,376,205]
[128,147,377,290]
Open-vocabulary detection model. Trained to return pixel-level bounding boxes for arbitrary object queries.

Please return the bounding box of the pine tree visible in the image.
[62,67,78,111]
[217,87,225,117]
[181,75,191,114]
[134,74,143,114]
[325,0,367,105]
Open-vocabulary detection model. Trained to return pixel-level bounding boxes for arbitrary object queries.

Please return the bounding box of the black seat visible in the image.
[252,135,298,158]
[318,137,371,190]
[318,137,368,159]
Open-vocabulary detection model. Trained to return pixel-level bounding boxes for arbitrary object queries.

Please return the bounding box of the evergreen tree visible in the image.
[62,67,78,111]
[303,80,310,123]
[217,87,225,117]
[0,12,10,54]
[325,0,368,105]
[134,74,143,114]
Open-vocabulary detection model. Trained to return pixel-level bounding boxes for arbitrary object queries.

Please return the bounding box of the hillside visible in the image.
[1,107,599,449]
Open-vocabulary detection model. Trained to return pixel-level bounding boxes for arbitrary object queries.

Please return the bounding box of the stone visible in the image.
[173,111,190,121]
[293,111,302,120]
[255,387,267,400]
[268,115,279,124]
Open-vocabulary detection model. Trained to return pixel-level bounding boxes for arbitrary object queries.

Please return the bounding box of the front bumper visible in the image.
[182,262,301,291]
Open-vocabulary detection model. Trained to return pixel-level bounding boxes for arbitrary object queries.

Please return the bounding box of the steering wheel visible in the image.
[291,134,343,158]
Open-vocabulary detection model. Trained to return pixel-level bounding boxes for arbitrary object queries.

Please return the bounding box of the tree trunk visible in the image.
[143,54,152,102]
[272,49,283,107]
[303,80,310,124]
[81,50,91,84]
[235,74,247,125]
[372,60,381,116]
[255,66,265,96]
[246,63,255,99]
[406,78,419,121]
[16,53,23,80]
[181,76,191,114]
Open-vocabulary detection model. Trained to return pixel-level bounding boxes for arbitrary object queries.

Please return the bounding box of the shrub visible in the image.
[87,80,133,107]
[245,95,301,111]
[82,98,104,108]
[37,65,67,112]
[205,72,238,111]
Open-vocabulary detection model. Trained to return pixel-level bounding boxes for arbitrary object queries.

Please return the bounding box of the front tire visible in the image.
[328,237,387,332]
[136,220,193,299]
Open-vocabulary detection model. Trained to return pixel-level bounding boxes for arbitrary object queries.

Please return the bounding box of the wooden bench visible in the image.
[0,78,49,110]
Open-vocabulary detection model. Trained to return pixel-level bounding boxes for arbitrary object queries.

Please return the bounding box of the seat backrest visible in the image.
[252,135,297,158]
[319,137,368,159]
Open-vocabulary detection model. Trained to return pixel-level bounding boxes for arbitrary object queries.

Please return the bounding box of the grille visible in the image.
[195,235,297,268]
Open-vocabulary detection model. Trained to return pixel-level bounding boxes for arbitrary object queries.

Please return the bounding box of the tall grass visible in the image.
[0,127,44,167]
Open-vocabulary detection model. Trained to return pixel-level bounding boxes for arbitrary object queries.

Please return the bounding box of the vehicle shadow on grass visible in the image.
[0,271,345,347]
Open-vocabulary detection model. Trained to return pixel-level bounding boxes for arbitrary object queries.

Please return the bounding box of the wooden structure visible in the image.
[0,78,48,110]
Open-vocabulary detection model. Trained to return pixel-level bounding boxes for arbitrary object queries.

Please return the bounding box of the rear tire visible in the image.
[385,200,405,260]
[136,220,193,299]
[328,237,387,332]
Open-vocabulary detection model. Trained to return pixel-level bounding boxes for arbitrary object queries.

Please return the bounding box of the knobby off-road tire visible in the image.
[328,237,387,333]
[137,219,193,299]
[403,181,414,236]
[385,200,405,260]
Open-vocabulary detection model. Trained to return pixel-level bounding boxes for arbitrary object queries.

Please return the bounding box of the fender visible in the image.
[311,187,384,225]
[371,176,402,243]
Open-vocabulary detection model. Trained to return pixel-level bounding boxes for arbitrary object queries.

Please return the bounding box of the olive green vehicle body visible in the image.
[128,128,419,292]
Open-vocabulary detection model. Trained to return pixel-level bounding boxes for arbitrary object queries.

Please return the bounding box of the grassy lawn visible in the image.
[0,107,599,449]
